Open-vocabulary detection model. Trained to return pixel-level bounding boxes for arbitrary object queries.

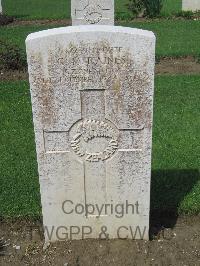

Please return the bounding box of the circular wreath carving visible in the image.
[84,5,103,24]
[71,120,118,162]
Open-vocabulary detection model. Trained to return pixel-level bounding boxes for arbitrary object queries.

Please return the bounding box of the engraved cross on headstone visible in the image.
[44,87,144,216]
[71,0,114,25]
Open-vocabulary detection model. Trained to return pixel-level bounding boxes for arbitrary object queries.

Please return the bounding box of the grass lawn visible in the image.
[0,75,199,217]
[0,81,40,217]
[2,0,181,20]
[125,20,200,57]
[161,0,182,16]
[0,20,200,59]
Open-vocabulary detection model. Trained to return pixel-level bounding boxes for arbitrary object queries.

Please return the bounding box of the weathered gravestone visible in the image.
[182,0,200,11]
[71,0,114,25]
[0,0,2,14]
[26,25,155,242]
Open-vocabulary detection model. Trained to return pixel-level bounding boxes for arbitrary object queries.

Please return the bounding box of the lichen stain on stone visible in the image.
[29,53,57,127]
[30,40,152,131]
[112,78,121,92]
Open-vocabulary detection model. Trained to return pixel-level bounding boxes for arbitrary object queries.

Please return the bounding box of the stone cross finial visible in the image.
[71,0,114,25]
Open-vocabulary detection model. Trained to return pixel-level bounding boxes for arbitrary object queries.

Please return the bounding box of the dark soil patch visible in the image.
[0,14,14,26]
[0,69,28,81]
[156,56,200,75]
[7,18,71,27]
[0,40,27,71]
[0,215,199,265]
[6,16,200,27]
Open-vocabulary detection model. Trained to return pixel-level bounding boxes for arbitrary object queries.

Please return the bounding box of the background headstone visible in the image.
[0,0,2,14]
[26,26,155,242]
[182,0,200,11]
[71,0,114,25]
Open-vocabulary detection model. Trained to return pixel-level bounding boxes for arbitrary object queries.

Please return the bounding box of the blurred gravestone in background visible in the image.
[71,0,114,25]
[0,0,2,14]
[182,0,200,11]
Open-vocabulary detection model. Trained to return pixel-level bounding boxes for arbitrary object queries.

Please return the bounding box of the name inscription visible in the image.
[45,44,135,86]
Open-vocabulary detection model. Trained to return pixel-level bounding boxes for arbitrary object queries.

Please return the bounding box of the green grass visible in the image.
[0,20,200,59]
[2,0,182,20]
[152,75,200,214]
[125,20,200,57]
[3,0,70,20]
[0,81,40,217]
[0,25,58,50]
[161,0,182,16]
[0,76,199,217]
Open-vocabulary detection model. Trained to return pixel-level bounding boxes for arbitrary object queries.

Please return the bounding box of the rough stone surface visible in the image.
[71,0,114,25]
[26,25,155,242]
[0,0,2,14]
[182,0,200,11]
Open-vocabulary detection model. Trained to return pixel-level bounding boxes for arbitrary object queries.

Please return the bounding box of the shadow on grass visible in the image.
[150,169,200,235]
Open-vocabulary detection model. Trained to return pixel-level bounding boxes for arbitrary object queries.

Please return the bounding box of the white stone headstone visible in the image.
[71,0,114,25]
[182,0,200,11]
[26,25,155,242]
[0,0,2,14]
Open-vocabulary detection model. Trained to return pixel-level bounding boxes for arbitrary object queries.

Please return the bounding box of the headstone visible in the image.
[0,0,2,14]
[26,25,155,242]
[182,0,200,11]
[71,0,114,25]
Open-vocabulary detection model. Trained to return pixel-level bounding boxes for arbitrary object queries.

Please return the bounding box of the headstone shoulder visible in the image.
[26,25,155,43]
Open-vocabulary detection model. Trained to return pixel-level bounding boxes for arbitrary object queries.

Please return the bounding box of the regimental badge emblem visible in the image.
[70,120,119,162]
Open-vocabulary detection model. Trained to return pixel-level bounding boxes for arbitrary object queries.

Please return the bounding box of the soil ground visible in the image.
[7,18,71,27]
[1,57,200,82]
[155,56,200,75]
[0,215,200,265]
[6,17,200,27]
